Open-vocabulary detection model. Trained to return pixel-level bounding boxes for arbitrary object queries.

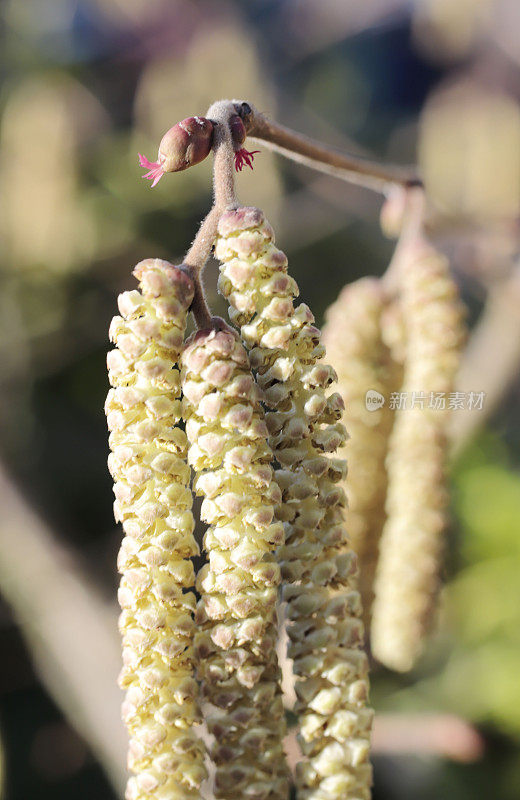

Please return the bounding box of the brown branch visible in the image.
[235,101,422,193]
[180,98,421,328]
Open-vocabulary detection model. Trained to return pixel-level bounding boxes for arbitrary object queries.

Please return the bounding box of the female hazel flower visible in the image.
[181,322,289,800]
[216,208,373,800]
[139,116,214,186]
[106,259,207,800]
[322,279,402,623]
[371,241,465,672]
[139,113,259,186]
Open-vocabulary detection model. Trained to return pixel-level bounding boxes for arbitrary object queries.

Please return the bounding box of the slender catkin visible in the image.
[216,208,373,800]
[371,241,465,672]
[181,324,289,800]
[322,278,402,622]
[106,258,207,800]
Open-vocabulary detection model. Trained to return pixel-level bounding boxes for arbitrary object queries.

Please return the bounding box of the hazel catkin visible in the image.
[106,259,207,800]
[322,278,402,623]
[181,322,289,800]
[371,241,466,672]
[216,208,373,800]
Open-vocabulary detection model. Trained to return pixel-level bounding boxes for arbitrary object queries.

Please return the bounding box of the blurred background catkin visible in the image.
[1,1,520,799]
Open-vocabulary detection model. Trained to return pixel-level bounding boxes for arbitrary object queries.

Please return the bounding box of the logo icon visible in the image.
[365,389,385,411]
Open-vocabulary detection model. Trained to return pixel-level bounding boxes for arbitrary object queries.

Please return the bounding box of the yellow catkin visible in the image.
[380,297,407,375]
[322,278,402,622]
[371,241,466,672]
[105,258,207,800]
[181,324,289,800]
[216,208,373,800]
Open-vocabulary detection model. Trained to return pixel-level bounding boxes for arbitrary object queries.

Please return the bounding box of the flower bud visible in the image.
[158,116,214,173]
[229,113,246,147]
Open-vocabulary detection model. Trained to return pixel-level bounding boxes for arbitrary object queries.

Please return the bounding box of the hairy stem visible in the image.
[189,270,213,329]
[208,100,238,210]
[184,205,221,276]
[382,186,427,292]
[236,101,422,193]
[184,101,238,328]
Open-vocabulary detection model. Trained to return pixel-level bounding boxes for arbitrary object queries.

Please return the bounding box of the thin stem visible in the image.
[189,270,213,329]
[382,186,427,292]
[183,100,238,329]
[207,100,238,210]
[237,101,422,193]
[184,205,221,275]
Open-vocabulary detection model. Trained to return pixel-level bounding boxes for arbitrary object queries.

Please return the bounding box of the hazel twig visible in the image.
[234,101,422,193]
[381,186,427,293]
[183,100,238,329]
[207,100,238,210]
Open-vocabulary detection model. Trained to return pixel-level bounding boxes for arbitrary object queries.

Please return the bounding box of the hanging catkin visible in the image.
[216,208,373,800]
[322,278,402,622]
[106,258,207,800]
[371,241,465,672]
[181,323,289,800]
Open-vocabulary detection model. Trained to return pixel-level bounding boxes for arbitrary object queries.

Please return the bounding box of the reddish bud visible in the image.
[158,116,214,173]
[229,114,259,171]
[229,114,246,148]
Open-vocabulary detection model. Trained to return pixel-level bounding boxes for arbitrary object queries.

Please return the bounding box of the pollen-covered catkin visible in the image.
[371,242,465,672]
[181,324,289,800]
[322,279,402,622]
[105,259,207,800]
[216,208,373,800]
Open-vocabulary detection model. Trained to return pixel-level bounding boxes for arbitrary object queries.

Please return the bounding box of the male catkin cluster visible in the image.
[322,278,401,622]
[181,324,289,800]
[371,242,465,672]
[216,208,373,800]
[106,259,206,800]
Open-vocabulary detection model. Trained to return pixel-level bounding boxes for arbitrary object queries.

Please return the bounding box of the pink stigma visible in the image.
[138,153,165,187]
[234,148,260,172]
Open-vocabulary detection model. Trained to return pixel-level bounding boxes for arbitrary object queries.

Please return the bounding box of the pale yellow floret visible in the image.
[371,242,466,672]
[181,324,289,800]
[106,258,207,800]
[322,278,402,623]
[216,208,373,800]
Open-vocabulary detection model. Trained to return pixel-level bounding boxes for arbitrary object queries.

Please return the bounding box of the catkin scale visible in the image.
[106,259,207,800]
[216,208,373,800]
[181,323,289,800]
[322,279,402,622]
[371,242,465,672]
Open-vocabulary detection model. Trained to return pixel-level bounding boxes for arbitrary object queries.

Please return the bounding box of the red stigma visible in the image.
[234,148,260,172]
[138,153,165,187]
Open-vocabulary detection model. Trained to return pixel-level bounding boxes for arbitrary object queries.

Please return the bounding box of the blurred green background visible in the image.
[1,1,520,798]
